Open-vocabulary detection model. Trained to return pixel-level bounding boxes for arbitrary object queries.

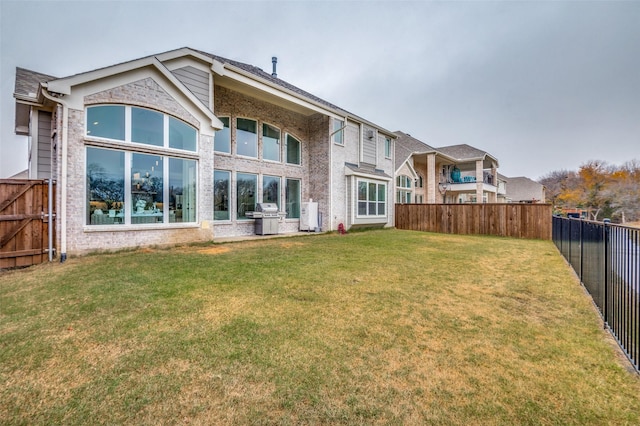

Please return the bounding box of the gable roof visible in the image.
[435,144,490,161]
[14,67,57,102]
[14,47,395,136]
[393,131,438,171]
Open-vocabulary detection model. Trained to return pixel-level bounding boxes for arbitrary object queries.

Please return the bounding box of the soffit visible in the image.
[214,74,320,117]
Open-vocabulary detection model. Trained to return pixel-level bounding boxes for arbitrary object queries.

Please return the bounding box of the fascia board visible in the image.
[217,63,344,119]
[44,57,222,131]
[46,56,157,95]
[154,48,214,66]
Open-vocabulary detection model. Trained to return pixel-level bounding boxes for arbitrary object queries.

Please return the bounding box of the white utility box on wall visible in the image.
[300,201,318,231]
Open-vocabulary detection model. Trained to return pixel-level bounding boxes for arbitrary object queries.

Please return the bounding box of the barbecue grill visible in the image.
[247,203,281,235]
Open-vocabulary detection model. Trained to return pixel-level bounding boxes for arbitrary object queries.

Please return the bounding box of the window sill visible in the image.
[84,222,200,232]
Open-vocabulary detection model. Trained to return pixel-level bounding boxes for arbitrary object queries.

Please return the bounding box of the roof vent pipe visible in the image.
[272,57,277,78]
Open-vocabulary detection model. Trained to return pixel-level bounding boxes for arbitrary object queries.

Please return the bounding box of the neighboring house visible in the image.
[394,131,500,204]
[499,174,546,203]
[13,47,396,258]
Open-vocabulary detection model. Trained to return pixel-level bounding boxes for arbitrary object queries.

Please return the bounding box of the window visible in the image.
[237,173,257,219]
[385,137,392,158]
[169,158,196,223]
[214,170,230,220]
[87,105,125,140]
[169,117,197,151]
[285,178,300,218]
[357,180,386,217]
[131,153,163,223]
[286,134,301,165]
[263,175,280,207]
[262,124,281,162]
[397,175,412,189]
[87,147,196,226]
[236,118,257,158]
[86,105,197,152]
[87,147,125,225]
[332,118,344,145]
[215,117,231,153]
[396,175,412,204]
[132,108,163,147]
[417,175,424,188]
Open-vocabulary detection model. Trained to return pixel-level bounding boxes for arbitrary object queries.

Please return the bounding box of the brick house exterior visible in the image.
[14,48,395,257]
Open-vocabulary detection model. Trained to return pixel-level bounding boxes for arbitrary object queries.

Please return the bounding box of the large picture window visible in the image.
[86,105,197,152]
[169,158,196,223]
[214,117,230,153]
[237,173,257,219]
[263,175,280,207]
[87,147,125,225]
[214,170,230,220]
[132,108,163,147]
[86,147,197,226]
[131,153,164,224]
[236,118,257,158]
[286,134,301,165]
[286,178,301,218]
[87,105,125,140]
[262,124,281,162]
[357,180,386,217]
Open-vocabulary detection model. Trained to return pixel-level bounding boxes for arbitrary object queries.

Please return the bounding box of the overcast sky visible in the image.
[1,0,639,180]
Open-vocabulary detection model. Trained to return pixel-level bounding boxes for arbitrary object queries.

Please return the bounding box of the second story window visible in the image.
[214,117,230,153]
[332,118,344,145]
[286,134,301,165]
[236,118,257,158]
[86,105,197,152]
[262,124,281,162]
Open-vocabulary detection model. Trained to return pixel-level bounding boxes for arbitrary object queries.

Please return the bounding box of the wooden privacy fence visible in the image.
[0,179,56,268]
[395,203,553,240]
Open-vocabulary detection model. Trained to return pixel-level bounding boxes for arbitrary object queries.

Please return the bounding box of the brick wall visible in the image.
[212,85,332,236]
[60,78,215,255]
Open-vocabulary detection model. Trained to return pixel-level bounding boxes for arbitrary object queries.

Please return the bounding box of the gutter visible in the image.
[40,85,69,263]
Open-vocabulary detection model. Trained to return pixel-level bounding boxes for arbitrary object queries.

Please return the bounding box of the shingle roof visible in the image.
[435,144,489,161]
[193,49,350,116]
[14,67,57,100]
[393,131,437,171]
[345,162,392,179]
[14,48,393,134]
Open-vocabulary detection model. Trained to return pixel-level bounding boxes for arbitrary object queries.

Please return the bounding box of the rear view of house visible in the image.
[14,48,395,258]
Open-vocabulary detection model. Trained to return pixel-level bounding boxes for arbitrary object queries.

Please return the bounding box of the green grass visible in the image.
[1,229,639,425]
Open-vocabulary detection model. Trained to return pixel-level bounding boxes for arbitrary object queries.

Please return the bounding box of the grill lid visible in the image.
[256,203,278,213]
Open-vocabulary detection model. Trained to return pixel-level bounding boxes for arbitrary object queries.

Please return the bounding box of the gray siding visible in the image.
[37,111,52,179]
[172,66,210,107]
[361,126,377,165]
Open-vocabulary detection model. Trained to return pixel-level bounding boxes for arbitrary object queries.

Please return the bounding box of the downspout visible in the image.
[328,117,347,231]
[48,177,53,261]
[41,87,69,263]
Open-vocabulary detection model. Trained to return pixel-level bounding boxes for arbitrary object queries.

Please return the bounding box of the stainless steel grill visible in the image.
[247,203,280,235]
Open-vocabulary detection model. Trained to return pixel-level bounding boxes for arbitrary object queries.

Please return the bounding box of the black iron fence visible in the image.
[553,216,640,372]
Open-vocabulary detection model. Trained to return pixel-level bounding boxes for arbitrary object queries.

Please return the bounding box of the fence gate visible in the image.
[0,179,55,268]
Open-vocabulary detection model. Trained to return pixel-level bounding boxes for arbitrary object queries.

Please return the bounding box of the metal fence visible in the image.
[553,216,640,372]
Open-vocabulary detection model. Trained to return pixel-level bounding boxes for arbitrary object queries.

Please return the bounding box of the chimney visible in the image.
[271,56,277,78]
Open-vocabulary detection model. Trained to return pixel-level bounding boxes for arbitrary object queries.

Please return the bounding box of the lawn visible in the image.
[1,229,639,425]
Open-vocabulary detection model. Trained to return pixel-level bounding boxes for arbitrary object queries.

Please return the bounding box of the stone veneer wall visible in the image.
[60,78,215,255]
[213,85,332,237]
